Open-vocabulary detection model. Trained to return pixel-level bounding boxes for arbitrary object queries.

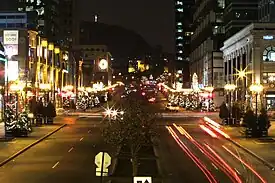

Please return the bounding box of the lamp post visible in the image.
[224,84,237,122]
[249,83,263,117]
[236,70,247,110]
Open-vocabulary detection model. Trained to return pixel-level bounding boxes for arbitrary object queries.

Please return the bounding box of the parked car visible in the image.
[165,103,179,112]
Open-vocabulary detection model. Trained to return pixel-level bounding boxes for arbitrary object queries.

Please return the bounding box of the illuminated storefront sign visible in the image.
[5,60,18,81]
[263,35,274,40]
[3,30,19,45]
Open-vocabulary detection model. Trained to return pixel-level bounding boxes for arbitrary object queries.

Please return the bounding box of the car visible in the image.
[165,103,179,112]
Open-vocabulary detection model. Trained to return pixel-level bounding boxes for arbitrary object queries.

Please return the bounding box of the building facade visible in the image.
[189,0,225,106]
[221,23,275,110]
[224,0,258,39]
[0,12,27,29]
[0,28,71,107]
[72,45,112,87]
[258,0,275,23]
[175,0,184,62]
[175,0,194,86]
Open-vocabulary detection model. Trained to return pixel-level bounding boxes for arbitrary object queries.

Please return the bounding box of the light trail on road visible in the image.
[173,124,242,183]
[223,146,267,183]
[166,126,218,183]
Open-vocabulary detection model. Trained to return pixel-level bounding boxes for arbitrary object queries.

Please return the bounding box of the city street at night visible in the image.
[0,117,114,183]
[160,118,275,183]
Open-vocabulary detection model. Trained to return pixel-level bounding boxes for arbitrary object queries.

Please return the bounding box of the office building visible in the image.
[0,0,62,44]
[189,0,225,106]
[258,0,275,22]
[175,0,184,62]
[175,0,194,86]
[0,12,27,29]
[224,0,258,39]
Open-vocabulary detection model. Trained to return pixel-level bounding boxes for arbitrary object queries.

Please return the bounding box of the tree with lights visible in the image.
[103,92,158,176]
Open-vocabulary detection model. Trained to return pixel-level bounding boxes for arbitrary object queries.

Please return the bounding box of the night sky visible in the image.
[77,0,175,53]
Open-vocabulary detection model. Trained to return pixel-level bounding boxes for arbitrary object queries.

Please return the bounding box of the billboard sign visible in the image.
[5,60,18,81]
[3,30,19,45]
[4,44,18,56]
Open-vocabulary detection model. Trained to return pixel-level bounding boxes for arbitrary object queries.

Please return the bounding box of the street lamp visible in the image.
[224,84,237,122]
[249,83,263,116]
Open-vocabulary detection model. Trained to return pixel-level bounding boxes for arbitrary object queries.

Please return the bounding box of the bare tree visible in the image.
[103,92,159,176]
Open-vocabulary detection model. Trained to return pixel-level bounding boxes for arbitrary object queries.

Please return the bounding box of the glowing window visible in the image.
[177,8,183,12]
[263,46,275,61]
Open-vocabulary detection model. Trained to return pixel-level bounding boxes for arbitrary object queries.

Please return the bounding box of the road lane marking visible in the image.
[68,147,74,152]
[80,137,84,141]
[52,161,59,169]
[211,163,219,170]
[234,168,241,175]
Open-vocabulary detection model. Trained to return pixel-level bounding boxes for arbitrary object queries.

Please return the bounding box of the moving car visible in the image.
[165,103,179,112]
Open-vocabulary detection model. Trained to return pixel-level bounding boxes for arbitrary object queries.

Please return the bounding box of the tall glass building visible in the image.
[175,0,184,62]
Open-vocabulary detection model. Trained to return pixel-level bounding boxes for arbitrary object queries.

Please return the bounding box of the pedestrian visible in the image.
[36,99,44,126]
[29,96,37,125]
[45,101,56,124]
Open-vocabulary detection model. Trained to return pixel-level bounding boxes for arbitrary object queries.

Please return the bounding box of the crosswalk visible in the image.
[74,112,218,119]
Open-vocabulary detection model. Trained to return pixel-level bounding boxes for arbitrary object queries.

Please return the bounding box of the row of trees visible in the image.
[103,92,159,176]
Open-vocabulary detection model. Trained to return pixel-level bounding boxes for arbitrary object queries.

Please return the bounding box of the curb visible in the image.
[0,123,67,167]
[205,117,275,171]
[228,138,275,171]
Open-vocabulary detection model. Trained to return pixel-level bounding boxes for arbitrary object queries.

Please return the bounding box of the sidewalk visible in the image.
[206,114,275,169]
[0,118,69,166]
[57,107,104,116]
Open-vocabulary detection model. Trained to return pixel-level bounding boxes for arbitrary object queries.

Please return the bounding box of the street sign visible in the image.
[96,168,108,176]
[133,177,152,183]
[95,152,111,177]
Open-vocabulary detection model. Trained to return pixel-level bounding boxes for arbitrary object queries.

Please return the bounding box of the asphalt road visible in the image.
[0,118,114,183]
[161,118,275,183]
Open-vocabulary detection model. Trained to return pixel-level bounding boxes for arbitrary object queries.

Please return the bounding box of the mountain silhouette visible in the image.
[79,21,152,58]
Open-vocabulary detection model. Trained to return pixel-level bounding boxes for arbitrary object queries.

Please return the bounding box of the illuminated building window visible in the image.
[177,8,183,12]
[178,50,183,53]
[217,0,225,9]
[185,32,193,36]
[177,36,183,40]
[263,46,275,61]
[26,6,34,11]
[177,29,183,33]
[176,1,183,5]
[177,22,182,26]
[235,12,241,18]
[178,43,183,46]
[177,57,183,60]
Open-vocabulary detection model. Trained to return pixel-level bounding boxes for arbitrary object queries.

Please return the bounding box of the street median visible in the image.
[0,123,67,167]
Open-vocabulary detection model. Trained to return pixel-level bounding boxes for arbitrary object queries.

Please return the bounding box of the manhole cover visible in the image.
[256,138,275,143]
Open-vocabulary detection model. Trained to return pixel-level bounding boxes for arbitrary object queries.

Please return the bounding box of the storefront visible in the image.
[221,23,275,110]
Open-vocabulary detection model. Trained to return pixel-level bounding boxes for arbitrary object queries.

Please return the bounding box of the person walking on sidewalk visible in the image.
[29,97,37,125]
[36,99,44,126]
[45,101,56,124]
